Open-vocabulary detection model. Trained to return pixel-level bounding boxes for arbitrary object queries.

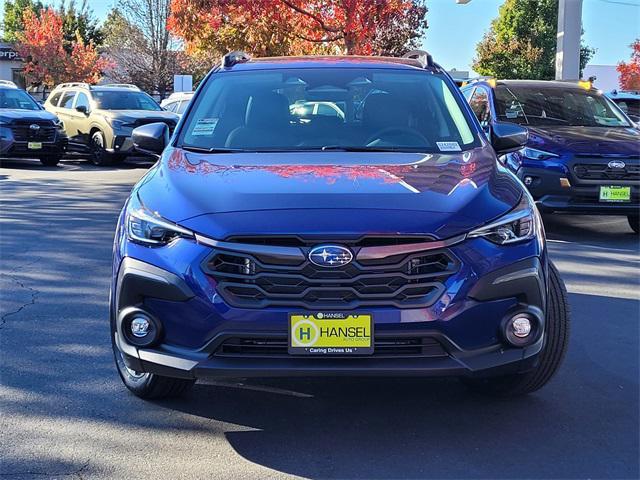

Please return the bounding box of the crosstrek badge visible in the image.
[437,141,462,152]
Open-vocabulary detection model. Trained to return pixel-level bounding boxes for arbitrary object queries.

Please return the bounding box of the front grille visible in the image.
[215,336,448,358]
[203,242,458,309]
[573,162,640,181]
[10,121,56,142]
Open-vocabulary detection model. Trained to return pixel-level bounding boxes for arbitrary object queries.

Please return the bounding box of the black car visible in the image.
[0,82,67,166]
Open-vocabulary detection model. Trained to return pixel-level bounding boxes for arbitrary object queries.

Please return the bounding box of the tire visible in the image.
[112,334,195,399]
[628,215,639,234]
[39,155,62,166]
[463,262,570,396]
[90,131,117,166]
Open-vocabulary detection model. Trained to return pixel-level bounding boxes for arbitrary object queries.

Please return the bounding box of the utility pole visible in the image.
[555,0,584,80]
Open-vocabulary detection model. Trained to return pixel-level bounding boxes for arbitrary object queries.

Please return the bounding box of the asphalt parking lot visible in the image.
[1,157,638,480]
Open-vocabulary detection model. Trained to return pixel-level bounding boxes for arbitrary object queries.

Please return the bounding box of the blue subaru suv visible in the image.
[462,79,640,233]
[111,52,570,399]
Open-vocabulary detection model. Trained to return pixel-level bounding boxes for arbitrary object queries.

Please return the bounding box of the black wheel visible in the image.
[90,131,117,166]
[628,215,639,234]
[463,262,570,396]
[39,155,62,166]
[112,333,195,399]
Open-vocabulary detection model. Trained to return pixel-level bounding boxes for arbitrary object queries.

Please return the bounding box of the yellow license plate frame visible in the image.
[599,186,630,202]
[289,312,373,355]
[27,142,42,150]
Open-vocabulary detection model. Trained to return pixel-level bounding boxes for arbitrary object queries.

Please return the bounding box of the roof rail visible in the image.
[222,51,251,68]
[101,83,140,90]
[56,82,92,90]
[402,49,433,68]
[463,76,497,88]
[0,79,18,88]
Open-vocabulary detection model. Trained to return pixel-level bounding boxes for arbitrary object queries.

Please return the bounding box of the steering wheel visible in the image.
[365,127,430,147]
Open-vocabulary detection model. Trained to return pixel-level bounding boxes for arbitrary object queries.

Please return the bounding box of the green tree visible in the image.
[1,0,44,42]
[58,0,104,52]
[473,0,594,79]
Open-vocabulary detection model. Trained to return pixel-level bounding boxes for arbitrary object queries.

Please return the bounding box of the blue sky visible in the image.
[4,0,640,72]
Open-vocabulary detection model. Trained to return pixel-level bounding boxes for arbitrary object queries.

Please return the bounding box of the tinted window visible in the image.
[179,68,479,152]
[469,88,490,126]
[60,91,76,109]
[75,92,90,110]
[0,88,40,110]
[48,91,62,106]
[176,100,189,114]
[613,98,640,117]
[93,91,161,111]
[495,85,631,127]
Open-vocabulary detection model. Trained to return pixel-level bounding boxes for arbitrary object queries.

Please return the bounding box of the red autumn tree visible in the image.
[16,7,111,87]
[617,39,640,91]
[168,0,427,57]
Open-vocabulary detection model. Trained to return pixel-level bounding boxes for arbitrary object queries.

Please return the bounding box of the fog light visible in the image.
[512,316,532,338]
[130,316,150,337]
[559,177,571,188]
[524,176,534,186]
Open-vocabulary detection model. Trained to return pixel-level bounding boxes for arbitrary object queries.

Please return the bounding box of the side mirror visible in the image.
[75,105,88,115]
[132,122,169,156]
[490,121,528,155]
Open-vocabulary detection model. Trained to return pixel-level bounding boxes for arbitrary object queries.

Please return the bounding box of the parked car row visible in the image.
[461,78,639,233]
[1,80,193,166]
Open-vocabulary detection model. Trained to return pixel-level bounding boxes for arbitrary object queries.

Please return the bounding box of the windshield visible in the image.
[495,85,631,127]
[0,88,40,110]
[178,68,479,152]
[93,90,161,111]
[611,98,640,118]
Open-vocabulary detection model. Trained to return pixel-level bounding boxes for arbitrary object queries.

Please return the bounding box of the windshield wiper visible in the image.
[181,145,245,153]
[319,145,422,152]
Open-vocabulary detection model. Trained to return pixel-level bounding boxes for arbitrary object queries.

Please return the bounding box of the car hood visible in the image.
[0,109,58,123]
[137,146,522,240]
[527,125,640,155]
[98,109,178,122]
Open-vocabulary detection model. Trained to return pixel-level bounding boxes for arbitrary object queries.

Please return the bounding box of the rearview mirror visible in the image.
[132,122,169,157]
[490,122,528,155]
[75,105,88,115]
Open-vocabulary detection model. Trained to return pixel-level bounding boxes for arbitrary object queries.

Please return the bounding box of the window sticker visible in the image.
[191,118,219,136]
[437,141,462,152]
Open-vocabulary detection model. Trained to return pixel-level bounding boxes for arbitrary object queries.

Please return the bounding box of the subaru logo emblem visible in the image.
[608,160,626,169]
[308,245,353,268]
[29,124,40,131]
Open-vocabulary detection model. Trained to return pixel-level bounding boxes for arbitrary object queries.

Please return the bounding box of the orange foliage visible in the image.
[168,0,418,56]
[16,7,111,87]
[617,39,640,91]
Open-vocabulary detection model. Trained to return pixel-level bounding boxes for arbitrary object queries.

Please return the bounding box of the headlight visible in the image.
[107,118,133,129]
[468,194,537,245]
[125,194,193,246]
[519,147,558,161]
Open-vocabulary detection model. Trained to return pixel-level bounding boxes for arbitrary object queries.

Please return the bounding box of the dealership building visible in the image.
[0,43,25,88]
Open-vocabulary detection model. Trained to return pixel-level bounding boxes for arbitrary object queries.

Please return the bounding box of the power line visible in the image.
[595,0,640,7]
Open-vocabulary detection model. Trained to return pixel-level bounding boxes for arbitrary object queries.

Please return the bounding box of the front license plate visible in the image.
[599,186,630,202]
[289,312,373,355]
[27,142,42,150]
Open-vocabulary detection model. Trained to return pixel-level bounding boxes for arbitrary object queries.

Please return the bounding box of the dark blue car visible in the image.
[462,79,640,233]
[111,52,570,399]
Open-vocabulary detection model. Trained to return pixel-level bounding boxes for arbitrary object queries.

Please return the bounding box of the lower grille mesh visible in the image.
[215,336,448,358]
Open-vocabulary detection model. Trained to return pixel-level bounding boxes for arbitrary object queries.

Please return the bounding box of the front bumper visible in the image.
[112,230,548,380]
[0,138,67,158]
[513,159,639,215]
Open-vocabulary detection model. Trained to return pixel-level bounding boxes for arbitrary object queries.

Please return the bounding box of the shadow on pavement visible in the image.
[0,169,638,478]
